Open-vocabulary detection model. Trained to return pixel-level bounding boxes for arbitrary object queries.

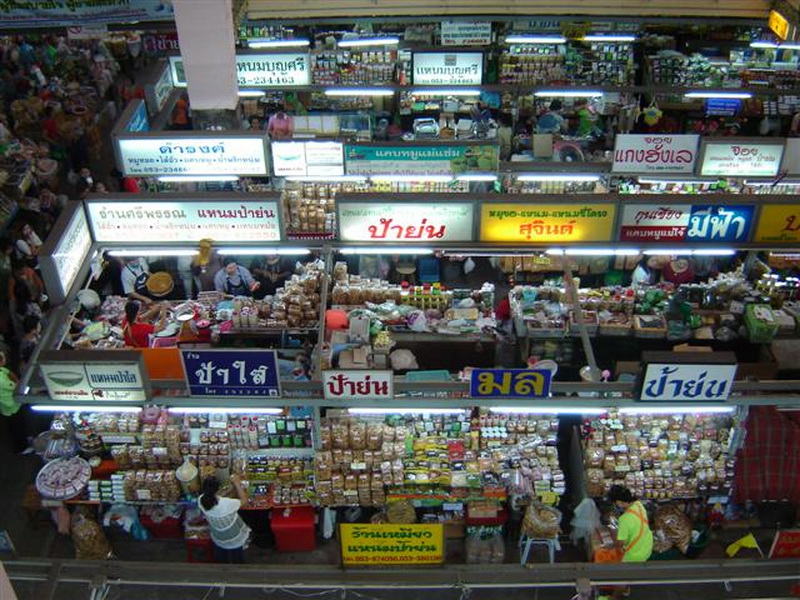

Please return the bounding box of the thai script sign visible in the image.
[146,63,173,115]
[344,144,498,176]
[611,135,698,174]
[86,200,281,243]
[699,140,785,177]
[480,203,616,243]
[40,359,148,402]
[469,369,551,399]
[441,21,492,46]
[753,204,800,243]
[412,52,483,85]
[117,136,268,177]
[619,204,753,243]
[640,363,737,402]
[338,202,474,242]
[181,350,281,398]
[0,0,174,29]
[323,370,393,401]
[169,53,310,88]
[340,524,444,566]
[40,204,92,305]
[272,141,344,177]
[126,100,150,132]
[142,31,180,56]
[769,529,800,559]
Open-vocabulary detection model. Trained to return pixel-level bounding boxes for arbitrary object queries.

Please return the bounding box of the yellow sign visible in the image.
[339,523,444,566]
[769,10,790,40]
[754,204,800,243]
[480,203,616,243]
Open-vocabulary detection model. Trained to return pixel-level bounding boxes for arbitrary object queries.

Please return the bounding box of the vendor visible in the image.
[250,254,291,298]
[214,257,259,297]
[122,300,168,348]
[608,485,653,563]
[120,256,152,305]
[15,223,42,268]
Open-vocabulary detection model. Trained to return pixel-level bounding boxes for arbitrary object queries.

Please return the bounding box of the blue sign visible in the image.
[686,205,754,243]
[705,98,741,117]
[127,101,150,132]
[181,350,281,397]
[469,368,552,399]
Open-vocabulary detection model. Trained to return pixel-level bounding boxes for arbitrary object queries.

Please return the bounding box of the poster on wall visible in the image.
[338,202,474,242]
[272,141,344,177]
[344,144,498,176]
[619,204,754,243]
[86,199,281,243]
[117,136,268,176]
[699,140,785,177]
[39,204,92,305]
[611,135,699,174]
[479,203,616,243]
[753,204,800,243]
[0,1,174,28]
[412,52,483,85]
[169,53,310,88]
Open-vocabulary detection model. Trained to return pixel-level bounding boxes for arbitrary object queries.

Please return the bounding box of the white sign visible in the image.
[441,21,492,46]
[147,64,173,115]
[782,139,800,175]
[612,134,699,174]
[67,24,108,39]
[323,370,393,401]
[117,137,268,176]
[640,363,738,402]
[40,362,147,402]
[41,206,92,304]
[271,141,344,177]
[700,141,785,177]
[169,53,310,88]
[413,52,483,86]
[87,200,281,243]
[338,202,474,242]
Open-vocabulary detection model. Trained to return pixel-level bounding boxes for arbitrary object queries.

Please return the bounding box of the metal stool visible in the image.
[519,534,560,564]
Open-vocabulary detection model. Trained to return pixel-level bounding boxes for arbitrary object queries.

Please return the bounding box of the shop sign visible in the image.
[142,32,180,56]
[338,202,474,242]
[344,144,498,176]
[705,98,741,117]
[479,203,616,243]
[412,52,483,85]
[272,141,344,177]
[699,141,785,177]
[340,523,444,566]
[323,370,393,401]
[169,53,310,88]
[40,359,148,402]
[126,101,150,133]
[611,135,699,174]
[639,363,737,402]
[181,350,281,398]
[86,200,281,243]
[753,204,800,243]
[40,205,92,305]
[768,529,800,559]
[619,204,754,243]
[441,21,492,46]
[0,1,174,28]
[146,64,173,116]
[469,369,551,399]
[67,24,108,40]
[769,9,790,40]
[117,136,268,176]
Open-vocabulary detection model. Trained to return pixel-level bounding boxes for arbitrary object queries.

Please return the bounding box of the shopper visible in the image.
[536,99,567,135]
[198,475,251,564]
[14,222,42,268]
[214,257,259,297]
[0,350,26,453]
[608,484,653,563]
[122,301,168,348]
[250,254,291,298]
[18,314,41,371]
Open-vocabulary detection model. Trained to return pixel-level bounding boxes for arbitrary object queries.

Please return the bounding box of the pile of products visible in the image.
[282,182,366,239]
[647,51,739,87]
[499,47,566,85]
[311,50,401,85]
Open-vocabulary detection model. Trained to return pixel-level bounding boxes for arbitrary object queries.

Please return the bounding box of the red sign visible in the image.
[769,529,800,559]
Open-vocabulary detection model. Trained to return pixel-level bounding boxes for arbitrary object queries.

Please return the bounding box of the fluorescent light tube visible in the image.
[31,405,142,413]
[370,175,453,183]
[158,175,239,183]
[285,175,367,183]
[216,247,310,256]
[565,249,640,256]
[338,36,400,47]
[490,406,607,415]
[779,43,800,50]
[534,90,603,98]
[325,88,395,96]
[750,41,779,49]
[455,174,498,182]
[238,90,266,97]
[168,407,284,414]
[348,408,464,415]
[684,91,753,99]
[638,178,718,185]
[518,173,600,182]
[643,249,686,255]
[411,88,481,96]
[247,39,310,49]
[745,180,800,186]
[339,247,434,255]
[545,249,564,256]
[692,249,736,256]
[505,35,566,44]
[583,34,637,42]
[108,249,199,257]
[619,406,735,415]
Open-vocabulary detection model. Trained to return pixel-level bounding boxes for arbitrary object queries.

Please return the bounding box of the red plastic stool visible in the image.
[186,537,215,563]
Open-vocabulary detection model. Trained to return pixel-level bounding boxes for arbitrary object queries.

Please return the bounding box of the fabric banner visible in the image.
[0,1,175,29]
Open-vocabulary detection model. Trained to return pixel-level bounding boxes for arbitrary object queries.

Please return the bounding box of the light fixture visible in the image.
[534,90,604,98]
[338,36,400,48]
[545,249,564,256]
[31,405,142,413]
[643,249,686,256]
[216,247,310,256]
[582,34,637,42]
[285,175,367,183]
[750,41,779,49]
[684,91,753,99]
[237,90,266,97]
[168,407,284,415]
[324,88,395,96]
[637,177,719,185]
[370,175,453,183]
[564,249,640,256]
[411,88,481,96]
[505,35,567,44]
[779,43,800,50]
[158,175,239,183]
[348,408,465,415]
[455,174,498,182]
[692,249,736,256]
[107,249,199,257]
[619,406,736,415]
[247,39,310,49]
[517,173,601,182]
[339,247,434,255]
[489,406,607,415]
[745,179,800,186]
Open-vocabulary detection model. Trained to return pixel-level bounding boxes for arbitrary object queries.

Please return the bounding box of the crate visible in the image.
[598,316,633,337]
[634,314,667,339]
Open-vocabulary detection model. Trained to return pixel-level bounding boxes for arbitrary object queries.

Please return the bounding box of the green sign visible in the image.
[344,144,498,176]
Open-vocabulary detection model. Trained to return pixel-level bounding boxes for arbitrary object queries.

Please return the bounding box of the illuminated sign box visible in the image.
[611,134,699,174]
[699,140,785,178]
[337,201,475,242]
[479,202,616,243]
[169,53,310,88]
[272,140,344,177]
[412,51,483,85]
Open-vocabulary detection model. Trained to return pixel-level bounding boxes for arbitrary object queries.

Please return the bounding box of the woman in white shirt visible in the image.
[198,475,251,563]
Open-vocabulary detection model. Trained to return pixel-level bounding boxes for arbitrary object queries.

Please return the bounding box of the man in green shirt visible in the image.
[609,485,653,563]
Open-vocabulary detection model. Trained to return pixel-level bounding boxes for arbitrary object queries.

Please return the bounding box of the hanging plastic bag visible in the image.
[569,498,601,545]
